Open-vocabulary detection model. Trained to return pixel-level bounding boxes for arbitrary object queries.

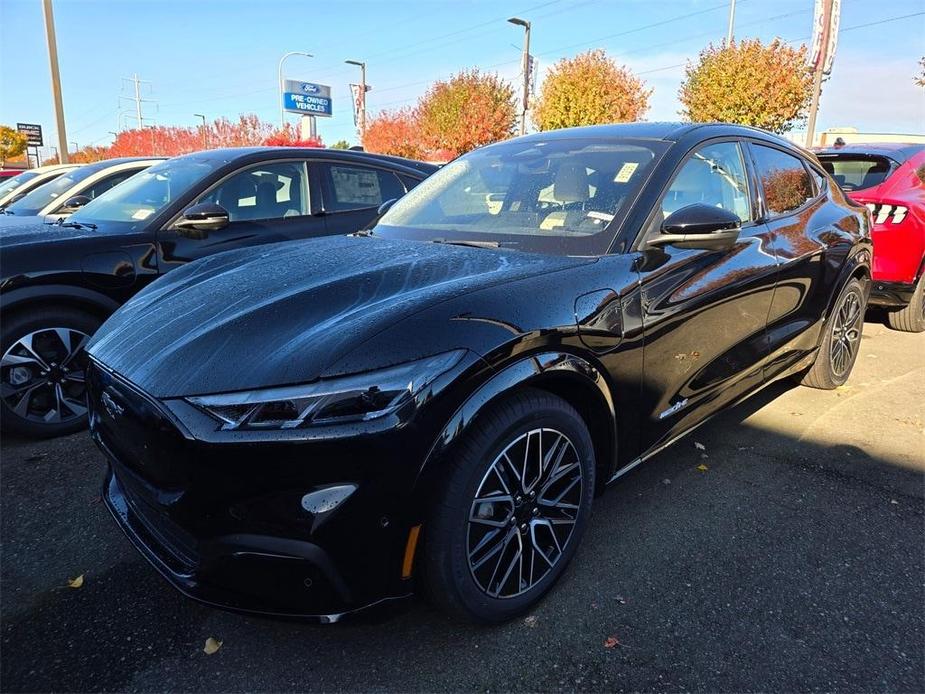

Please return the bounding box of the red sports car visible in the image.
[816,143,925,332]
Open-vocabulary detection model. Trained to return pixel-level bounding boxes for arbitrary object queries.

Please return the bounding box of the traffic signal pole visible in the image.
[42,0,69,163]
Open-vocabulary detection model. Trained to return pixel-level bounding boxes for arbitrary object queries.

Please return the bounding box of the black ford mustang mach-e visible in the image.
[86,123,871,623]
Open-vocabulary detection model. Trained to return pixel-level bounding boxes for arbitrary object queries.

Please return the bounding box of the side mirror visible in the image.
[650,203,741,252]
[377,198,398,217]
[174,202,229,238]
[63,195,91,211]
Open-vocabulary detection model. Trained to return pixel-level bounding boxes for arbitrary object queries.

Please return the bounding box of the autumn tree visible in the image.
[533,50,651,131]
[417,69,516,158]
[0,125,28,167]
[679,39,813,134]
[363,108,427,160]
[916,57,925,87]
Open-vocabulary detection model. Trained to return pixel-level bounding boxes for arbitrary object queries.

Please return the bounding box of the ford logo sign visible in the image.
[101,390,125,419]
[301,83,319,94]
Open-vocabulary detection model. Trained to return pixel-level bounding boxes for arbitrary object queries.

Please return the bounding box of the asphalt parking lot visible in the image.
[1,319,923,693]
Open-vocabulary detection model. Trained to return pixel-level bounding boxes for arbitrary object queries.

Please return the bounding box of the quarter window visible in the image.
[661,142,751,223]
[319,163,406,212]
[751,145,815,217]
[198,162,309,222]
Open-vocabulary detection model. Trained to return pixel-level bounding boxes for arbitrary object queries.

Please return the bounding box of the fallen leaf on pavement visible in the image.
[694,442,705,451]
[696,463,709,472]
[604,635,621,648]
[203,637,223,655]
[67,575,84,589]
[524,615,538,628]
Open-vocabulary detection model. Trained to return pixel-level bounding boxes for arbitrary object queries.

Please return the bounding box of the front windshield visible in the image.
[5,166,97,216]
[0,171,40,199]
[375,137,667,256]
[70,158,219,228]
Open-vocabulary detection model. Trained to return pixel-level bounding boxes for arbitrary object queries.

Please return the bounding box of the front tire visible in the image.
[800,278,867,390]
[0,307,100,438]
[886,273,925,333]
[423,389,595,623]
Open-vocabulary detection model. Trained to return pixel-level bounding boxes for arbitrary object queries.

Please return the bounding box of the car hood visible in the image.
[0,218,89,245]
[89,235,591,398]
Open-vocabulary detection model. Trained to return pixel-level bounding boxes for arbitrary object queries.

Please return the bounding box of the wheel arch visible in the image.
[414,351,618,504]
[0,284,119,323]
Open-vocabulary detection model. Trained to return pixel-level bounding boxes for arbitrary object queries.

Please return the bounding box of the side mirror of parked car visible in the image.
[62,195,92,211]
[650,203,741,252]
[377,198,398,217]
[174,203,230,238]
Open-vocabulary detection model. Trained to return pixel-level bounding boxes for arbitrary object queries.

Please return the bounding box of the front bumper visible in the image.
[86,358,478,621]
[868,280,916,308]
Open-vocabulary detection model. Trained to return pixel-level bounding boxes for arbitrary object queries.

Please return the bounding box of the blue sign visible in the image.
[283,80,332,118]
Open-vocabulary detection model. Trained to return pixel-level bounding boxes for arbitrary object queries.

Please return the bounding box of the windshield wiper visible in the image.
[58,220,98,230]
[431,238,500,249]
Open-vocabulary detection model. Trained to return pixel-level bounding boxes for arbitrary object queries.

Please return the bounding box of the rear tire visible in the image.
[800,278,866,390]
[423,388,595,623]
[0,307,100,438]
[886,274,925,333]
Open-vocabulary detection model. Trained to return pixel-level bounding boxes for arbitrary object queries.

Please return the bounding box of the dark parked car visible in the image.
[85,123,871,624]
[0,147,437,437]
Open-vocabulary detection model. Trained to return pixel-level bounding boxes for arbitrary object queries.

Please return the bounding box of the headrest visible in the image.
[553,163,590,203]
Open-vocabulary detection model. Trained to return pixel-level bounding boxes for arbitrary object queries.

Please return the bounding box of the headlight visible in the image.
[187,350,465,431]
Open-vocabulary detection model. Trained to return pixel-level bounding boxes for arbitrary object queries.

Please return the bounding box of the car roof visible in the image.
[164,147,438,176]
[814,142,925,163]
[501,121,805,149]
[72,156,166,174]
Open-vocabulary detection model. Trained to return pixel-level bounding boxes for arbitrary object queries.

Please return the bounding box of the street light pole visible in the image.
[508,17,531,137]
[278,51,313,128]
[726,0,736,44]
[42,0,69,164]
[194,113,208,148]
[345,60,368,144]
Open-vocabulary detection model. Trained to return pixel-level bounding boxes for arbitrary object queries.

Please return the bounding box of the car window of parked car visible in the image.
[0,170,40,198]
[751,145,815,218]
[197,162,309,222]
[4,166,101,216]
[319,163,407,212]
[375,138,668,256]
[69,159,218,229]
[661,141,751,223]
[816,155,894,191]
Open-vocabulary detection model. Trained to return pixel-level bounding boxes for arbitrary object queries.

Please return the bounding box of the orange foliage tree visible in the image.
[417,69,516,158]
[679,39,813,134]
[533,50,651,131]
[363,108,427,160]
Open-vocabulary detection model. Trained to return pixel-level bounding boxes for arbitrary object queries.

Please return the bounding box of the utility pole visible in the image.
[119,75,156,130]
[345,60,369,143]
[508,17,531,137]
[726,0,736,44]
[805,0,836,148]
[42,0,69,164]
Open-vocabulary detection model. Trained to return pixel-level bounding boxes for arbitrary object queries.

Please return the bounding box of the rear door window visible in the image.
[751,145,815,218]
[318,163,407,212]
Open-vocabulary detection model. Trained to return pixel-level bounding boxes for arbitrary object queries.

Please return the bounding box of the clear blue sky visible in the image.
[1,0,923,156]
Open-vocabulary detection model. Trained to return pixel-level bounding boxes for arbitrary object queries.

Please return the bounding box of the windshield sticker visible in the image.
[131,208,155,220]
[587,211,614,223]
[614,162,639,183]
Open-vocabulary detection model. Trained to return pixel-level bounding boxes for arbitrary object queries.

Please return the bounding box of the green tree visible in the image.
[417,69,516,158]
[331,139,351,149]
[679,39,813,134]
[0,125,28,167]
[533,50,651,131]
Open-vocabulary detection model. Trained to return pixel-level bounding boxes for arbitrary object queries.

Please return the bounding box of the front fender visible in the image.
[413,350,616,501]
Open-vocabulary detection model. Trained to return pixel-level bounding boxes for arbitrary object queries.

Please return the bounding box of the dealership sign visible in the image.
[810,0,841,75]
[283,80,332,117]
[16,123,43,147]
